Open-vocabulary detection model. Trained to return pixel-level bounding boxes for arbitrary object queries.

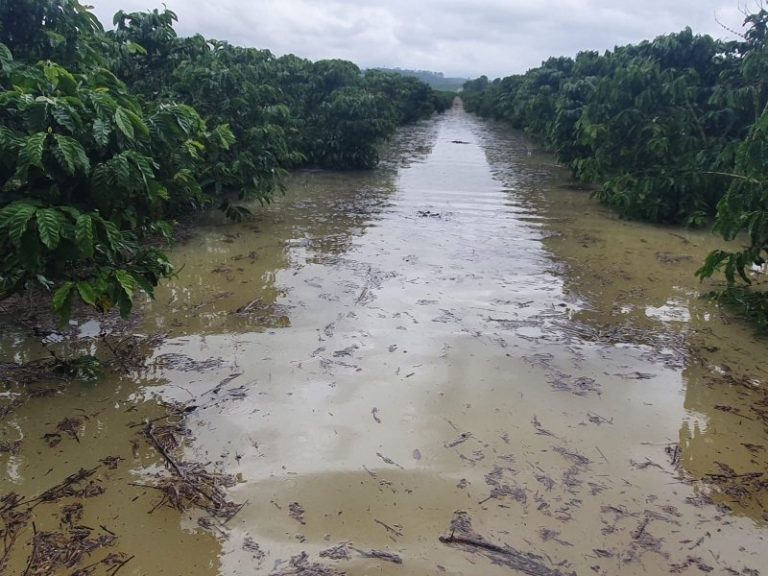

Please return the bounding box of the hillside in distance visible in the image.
[372,67,467,91]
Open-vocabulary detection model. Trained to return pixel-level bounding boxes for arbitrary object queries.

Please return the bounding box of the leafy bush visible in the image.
[462,10,768,326]
[0,0,446,320]
[0,43,232,319]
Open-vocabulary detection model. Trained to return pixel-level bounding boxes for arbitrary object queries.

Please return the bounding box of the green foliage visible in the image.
[463,30,742,224]
[0,0,107,69]
[0,41,219,321]
[311,86,393,168]
[462,11,768,327]
[705,285,768,333]
[695,11,768,314]
[0,0,445,322]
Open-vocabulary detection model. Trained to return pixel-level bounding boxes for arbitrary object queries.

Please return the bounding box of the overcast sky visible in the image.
[89,0,751,78]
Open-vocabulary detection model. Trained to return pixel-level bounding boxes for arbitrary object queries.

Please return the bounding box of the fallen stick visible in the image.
[374,518,403,537]
[108,554,135,576]
[440,533,574,576]
[21,522,37,576]
[146,425,187,480]
[439,511,575,576]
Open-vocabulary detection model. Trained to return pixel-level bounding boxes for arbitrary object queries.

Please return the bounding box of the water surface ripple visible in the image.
[146,105,768,574]
[2,105,767,575]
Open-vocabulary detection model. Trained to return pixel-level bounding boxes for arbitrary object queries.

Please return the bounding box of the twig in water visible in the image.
[374,518,403,537]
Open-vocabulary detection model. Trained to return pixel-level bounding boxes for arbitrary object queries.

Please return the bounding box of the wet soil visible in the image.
[1,103,767,575]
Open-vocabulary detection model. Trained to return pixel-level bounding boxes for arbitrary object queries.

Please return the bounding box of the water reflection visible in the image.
[145,106,767,574]
[2,106,768,576]
[478,121,768,526]
[140,119,440,337]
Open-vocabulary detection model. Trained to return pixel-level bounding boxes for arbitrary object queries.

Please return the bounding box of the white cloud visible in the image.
[88,0,748,78]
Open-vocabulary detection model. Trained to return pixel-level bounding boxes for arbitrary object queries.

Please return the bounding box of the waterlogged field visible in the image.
[1,104,767,575]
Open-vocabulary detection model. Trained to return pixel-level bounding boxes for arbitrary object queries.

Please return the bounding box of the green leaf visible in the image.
[147,181,169,202]
[76,281,98,306]
[90,163,112,193]
[113,153,131,188]
[44,31,66,47]
[0,42,12,70]
[19,133,47,170]
[52,105,78,132]
[42,62,77,95]
[123,108,149,138]
[58,206,81,220]
[53,133,90,175]
[90,92,118,117]
[6,203,38,247]
[93,118,111,146]
[126,41,147,55]
[36,208,63,249]
[114,107,135,140]
[221,202,252,222]
[101,220,124,252]
[211,123,236,148]
[130,152,156,183]
[183,139,205,160]
[54,69,78,95]
[52,282,75,323]
[116,290,133,318]
[114,269,137,299]
[0,126,23,156]
[75,214,94,258]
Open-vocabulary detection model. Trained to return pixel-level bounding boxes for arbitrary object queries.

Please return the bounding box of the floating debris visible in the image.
[25,527,117,575]
[270,552,343,576]
[136,406,243,522]
[56,416,84,443]
[0,440,22,455]
[243,536,266,566]
[320,543,351,560]
[289,502,306,525]
[374,518,403,537]
[351,546,403,564]
[446,432,472,448]
[376,452,404,469]
[552,375,600,396]
[0,466,118,574]
[439,511,575,576]
[153,353,224,372]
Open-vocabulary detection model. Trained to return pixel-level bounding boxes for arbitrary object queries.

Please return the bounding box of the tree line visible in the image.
[373,68,468,91]
[0,0,455,321]
[461,11,768,327]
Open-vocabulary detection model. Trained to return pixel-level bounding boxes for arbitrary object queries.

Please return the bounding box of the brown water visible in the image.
[2,104,768,575]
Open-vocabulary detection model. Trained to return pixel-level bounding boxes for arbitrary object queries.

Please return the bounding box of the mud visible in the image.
[1,102,767,575]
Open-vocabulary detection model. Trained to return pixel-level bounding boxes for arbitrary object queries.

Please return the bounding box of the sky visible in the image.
[88,0,753,79]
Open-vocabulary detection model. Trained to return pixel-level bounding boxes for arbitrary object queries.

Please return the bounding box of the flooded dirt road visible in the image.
[2,104,768,575]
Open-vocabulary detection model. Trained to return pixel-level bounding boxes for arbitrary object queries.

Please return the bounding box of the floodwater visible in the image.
[2,102,768,575]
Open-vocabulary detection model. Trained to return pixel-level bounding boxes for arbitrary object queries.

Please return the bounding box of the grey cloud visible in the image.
[89,0,747,78]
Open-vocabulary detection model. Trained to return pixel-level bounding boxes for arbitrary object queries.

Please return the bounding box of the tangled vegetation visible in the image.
[0,0,451,320]
[462,10,768,327]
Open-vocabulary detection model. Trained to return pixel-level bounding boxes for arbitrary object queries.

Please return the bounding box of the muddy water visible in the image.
[2,104,768,575]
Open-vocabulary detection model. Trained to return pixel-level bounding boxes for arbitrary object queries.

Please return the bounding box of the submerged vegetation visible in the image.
[0,0,450,320]
[462,10,768,327]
